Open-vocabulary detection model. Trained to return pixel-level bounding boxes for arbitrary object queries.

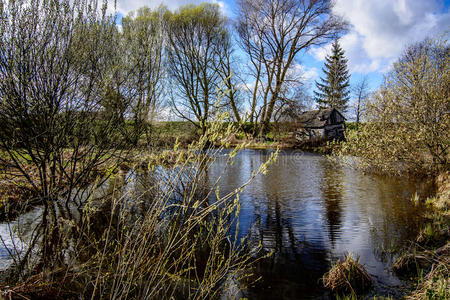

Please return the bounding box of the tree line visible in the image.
[0,0,354,139]
[121,0,348,137]
[8,0,344,138]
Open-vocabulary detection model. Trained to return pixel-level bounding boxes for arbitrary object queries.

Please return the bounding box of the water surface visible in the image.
[208,149,431,299]
[0,149,432,299]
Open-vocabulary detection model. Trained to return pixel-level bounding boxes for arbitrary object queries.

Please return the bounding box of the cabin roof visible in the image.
[297,108,345,128]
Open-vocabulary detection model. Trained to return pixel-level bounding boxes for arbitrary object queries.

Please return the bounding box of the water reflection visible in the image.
[0,149,431,299]
[320,160,344,247]
[208,149,431,299]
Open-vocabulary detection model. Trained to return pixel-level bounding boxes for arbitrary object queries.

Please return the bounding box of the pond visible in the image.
[207,149,432,299]
[0,149,433,299]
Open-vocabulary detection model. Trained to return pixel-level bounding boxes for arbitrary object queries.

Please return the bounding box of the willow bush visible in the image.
[0,0,275,298]
[337,37,449,175]
[82,115,277,299]
[0,0,133,276]
[3,112,276,299]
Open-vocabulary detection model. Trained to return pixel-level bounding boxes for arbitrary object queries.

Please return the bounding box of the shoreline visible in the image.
[0,151,447,299]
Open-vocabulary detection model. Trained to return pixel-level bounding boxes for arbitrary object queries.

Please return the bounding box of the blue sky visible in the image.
[115,0,450,107]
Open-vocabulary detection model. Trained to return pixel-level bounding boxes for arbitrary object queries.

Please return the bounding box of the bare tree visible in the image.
[236,0,347,136]
[215,29,243,123]
[165,3,229,135]
[121,6,167,145]
[352,76,370,134]
[0,0,140,273]
[271,84,313,140]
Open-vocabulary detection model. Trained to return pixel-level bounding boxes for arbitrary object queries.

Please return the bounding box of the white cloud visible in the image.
[211,0,227,14]
[310,0,450,74]
[301,66,319,82]
[114,0,228,16]
[310,43,331,62]
[288,63,319,83]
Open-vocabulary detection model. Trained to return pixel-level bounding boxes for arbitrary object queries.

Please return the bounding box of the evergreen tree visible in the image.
[315,39,350,112]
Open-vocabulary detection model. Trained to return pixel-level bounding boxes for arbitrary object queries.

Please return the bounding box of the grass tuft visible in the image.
[322,253,373,295]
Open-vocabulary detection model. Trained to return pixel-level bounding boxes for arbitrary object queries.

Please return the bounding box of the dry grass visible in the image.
[322,253,373,294]
[432,172,450,214]
[0,164,41,221]
[0,269,81,300]
[0,114,278,299]
[406,244,449,300]
[393,251,432,276]
[398,173,449,300]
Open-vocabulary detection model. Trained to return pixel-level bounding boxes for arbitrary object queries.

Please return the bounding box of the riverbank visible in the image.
[222,133,339,154]
[397,172,449,299]
[150,121,342,153]
[0,147,213,222]
[0,149,441,299]
[0,161,42,221]
[324,172,448,299]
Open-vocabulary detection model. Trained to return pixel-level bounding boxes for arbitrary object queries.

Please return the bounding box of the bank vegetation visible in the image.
[0,0,285,298]
[332,36,449,299]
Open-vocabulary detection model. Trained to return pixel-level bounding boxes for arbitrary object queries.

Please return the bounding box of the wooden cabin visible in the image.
[295,108,346,141]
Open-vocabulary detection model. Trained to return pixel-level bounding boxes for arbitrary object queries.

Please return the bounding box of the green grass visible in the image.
[153,121,198,135]
[345,122,357,131]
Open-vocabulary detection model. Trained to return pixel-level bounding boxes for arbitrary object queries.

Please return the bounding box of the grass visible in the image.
[0,115,278,299]
[335,293,358,300]
[145,122,199,148]
[406,250,449,300]
[322,253,373,295]
[394,172,450,300]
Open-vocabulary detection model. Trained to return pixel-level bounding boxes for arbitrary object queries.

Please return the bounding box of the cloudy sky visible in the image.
[115,0,450,94]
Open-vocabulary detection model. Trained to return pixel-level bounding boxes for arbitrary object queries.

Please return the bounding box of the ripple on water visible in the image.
[0,150,432,299]
[210,149,431,299]
[0,207,42,270]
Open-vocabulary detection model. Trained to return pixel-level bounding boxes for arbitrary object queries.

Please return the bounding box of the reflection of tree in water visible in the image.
[129,163,212,222]
[248,192,330,300]
[320,160,344,247]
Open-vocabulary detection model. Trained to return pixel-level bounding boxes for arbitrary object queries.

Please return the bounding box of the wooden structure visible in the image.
[295,108,346,141]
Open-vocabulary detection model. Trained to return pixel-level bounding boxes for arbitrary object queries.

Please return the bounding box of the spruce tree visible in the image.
[315,39,350,112]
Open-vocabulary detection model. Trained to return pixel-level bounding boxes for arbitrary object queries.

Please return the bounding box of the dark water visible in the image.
[207,149,432,299]
[0,149,432,298]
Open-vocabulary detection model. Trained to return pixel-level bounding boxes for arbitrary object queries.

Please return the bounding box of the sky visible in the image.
[114,0,450,108]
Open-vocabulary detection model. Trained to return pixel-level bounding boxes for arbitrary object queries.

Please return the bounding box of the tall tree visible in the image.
[121,6,167,145]
[236,0,347,136]
[352,76,370,135]
[315,39,350,112]
[165,3,229,134]
[0,0,139,272]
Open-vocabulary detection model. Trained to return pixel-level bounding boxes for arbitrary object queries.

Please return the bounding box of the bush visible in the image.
[0,113,278,299]
[337,37,449,175]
